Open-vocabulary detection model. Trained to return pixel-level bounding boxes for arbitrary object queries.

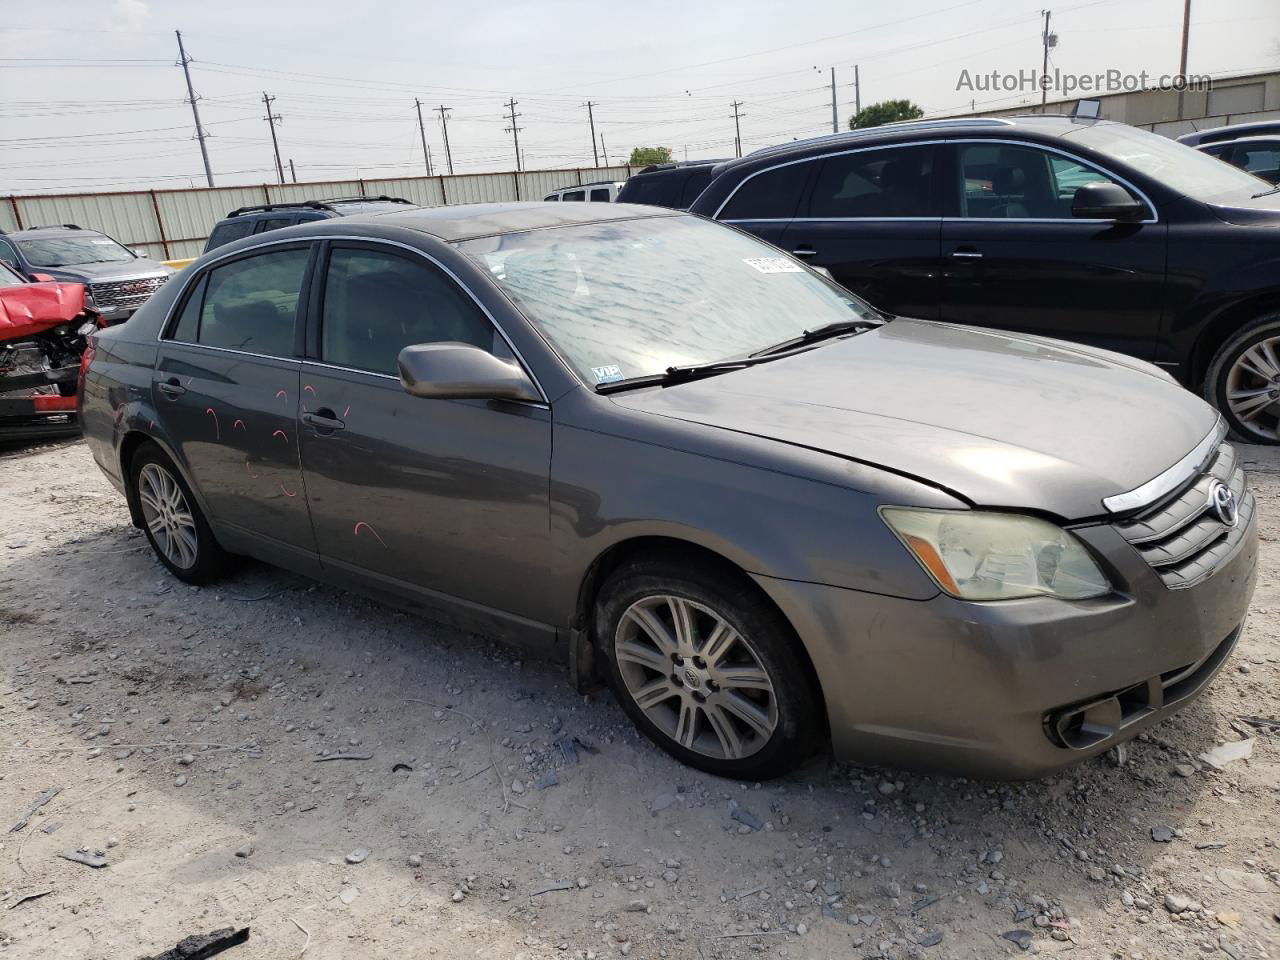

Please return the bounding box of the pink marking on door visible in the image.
[303,384,317,395]
[147,420,156,431]
[353,521,387,547]
[342,404,350,418]
[275,389,288,401]
[205,407,220,440]
[232,419,246,432]
[272,429,288,443]
[279,482,297,498]
[244,460,258,480]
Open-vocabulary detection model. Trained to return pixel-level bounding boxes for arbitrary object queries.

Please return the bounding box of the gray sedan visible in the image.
[80,203,1257,780]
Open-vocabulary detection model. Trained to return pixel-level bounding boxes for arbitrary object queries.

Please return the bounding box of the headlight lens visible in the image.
[881,508,1110,601]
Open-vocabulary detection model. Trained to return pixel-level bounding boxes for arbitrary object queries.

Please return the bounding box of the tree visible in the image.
[629,146,673,165]
[849,100,924,130]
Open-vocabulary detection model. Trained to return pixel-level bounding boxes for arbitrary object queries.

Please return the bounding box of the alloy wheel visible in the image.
[137,462,199,570]
[1226,335,1280,442]
[614,594,778,761]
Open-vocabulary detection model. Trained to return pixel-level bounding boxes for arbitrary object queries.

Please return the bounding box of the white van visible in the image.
[543,181,625,203]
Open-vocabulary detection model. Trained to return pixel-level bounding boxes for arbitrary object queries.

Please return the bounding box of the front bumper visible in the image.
[753,507,1258,779]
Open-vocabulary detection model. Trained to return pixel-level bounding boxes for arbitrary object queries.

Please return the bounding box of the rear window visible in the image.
[590,188,611,202]
[205,219,254,252]
[719,161,812,220]
[187,248,308,357]
[563,191,586,202]
[678,168,715,208]
[618,173,682,208]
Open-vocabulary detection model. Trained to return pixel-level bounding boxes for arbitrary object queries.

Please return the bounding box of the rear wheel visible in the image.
[595,558,820,779]
[1205,314,1280,444]
[129,443,230,584]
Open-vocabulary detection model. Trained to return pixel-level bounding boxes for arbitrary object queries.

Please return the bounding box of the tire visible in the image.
[594,558,821,780]
[128,442,230,584]
[1204,313,1280,445]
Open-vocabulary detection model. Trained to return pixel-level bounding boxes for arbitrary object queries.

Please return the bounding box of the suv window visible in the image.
[320,246,496,376]
[807,146,938,218]
[1234,141,1280,181]
[0,237,18,268]
[256,216,295,234]
[562,190,586,202]
[678,168,714,208]
[590,188,610,202]
[955,144,1125,219]
[719,161,812,220]
[544,194,560,201]
[205,219,254,251]
[619,173,681,208]
[193,248,308,356]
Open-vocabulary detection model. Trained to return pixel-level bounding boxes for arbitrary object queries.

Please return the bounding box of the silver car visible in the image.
[80,203,1257,780]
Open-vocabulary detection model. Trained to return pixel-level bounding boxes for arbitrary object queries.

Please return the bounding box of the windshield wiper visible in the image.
[750,318,880,358]
[1251,185,1280,199]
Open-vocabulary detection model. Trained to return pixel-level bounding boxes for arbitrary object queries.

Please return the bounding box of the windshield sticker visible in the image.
[592,364,624,384]
[743,257,804,274]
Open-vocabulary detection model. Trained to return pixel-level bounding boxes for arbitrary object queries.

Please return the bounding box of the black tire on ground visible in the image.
[594,558,821,780]
[128,441,231,584]
[1204,313,1280,445]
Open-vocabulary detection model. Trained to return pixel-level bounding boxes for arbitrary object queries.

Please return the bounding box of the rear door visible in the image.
[296,240,555,633]
[938,140,1167,357]
[153,242,317,572]
[779,143,943,318]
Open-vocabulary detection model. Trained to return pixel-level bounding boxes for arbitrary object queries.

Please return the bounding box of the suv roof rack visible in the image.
[321,195,413,205]
[226,196,412,217]
[17,223,83,231]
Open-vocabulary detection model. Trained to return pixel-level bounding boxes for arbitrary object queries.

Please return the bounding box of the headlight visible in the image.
[880,508,1110,601]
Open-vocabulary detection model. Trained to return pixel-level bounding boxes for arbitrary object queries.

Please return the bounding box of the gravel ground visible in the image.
[1,438,1278,960]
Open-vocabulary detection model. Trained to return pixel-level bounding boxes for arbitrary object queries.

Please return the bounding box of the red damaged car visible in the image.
[0,261,101,440]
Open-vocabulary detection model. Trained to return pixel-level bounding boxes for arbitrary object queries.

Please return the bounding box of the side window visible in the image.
[320,247,496,377]
[0,237,18,267]
[1234,142,1280,181]
[956,144,1122,219]
[205,219,254,251]
[544,194,560,201]
[169,274,207,343]
[718,162,811,220]
[255,216,295,234]
[562,190,586,202]
[807,145,938,218]
[679,168,713,208]
[197,248,308,356]
[590,188,610,202]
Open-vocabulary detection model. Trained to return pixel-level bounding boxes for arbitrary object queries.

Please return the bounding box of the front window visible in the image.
[459,215,876,386]
[0,260,26,287]
[1061,122,1270,203]
[16,233,135,268]
[954,143,1128,219]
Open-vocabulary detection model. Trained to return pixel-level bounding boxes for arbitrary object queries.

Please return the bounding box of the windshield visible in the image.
[17,234,135,267]
[1062,122,1270,202]
[0,261,25,287]
[458,215,877,386]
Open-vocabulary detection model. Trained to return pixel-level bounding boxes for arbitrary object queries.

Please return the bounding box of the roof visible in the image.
[709,115,1107,175]
[636,159,729,174]
[334,201,680,243]
[5,224,96,238]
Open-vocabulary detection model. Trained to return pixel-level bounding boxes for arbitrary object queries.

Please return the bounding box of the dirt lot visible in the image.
[1,439,1277,960]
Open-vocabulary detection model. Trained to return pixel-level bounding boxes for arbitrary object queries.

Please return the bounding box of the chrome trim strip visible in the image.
[712,136,1159,225]
[1102,419,1227,514]
[156,234,550,405]
[297,357,551,410]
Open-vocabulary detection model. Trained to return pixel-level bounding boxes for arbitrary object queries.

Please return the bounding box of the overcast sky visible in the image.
[2,0,1277,193]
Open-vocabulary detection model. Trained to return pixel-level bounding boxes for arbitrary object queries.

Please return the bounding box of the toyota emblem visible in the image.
[1208,480,1238,528]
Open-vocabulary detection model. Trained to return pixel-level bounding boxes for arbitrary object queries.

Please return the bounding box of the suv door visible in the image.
[153,243,317,572]
[297,241,554,639]
[939,140,1167,356]
[780,143,943,318]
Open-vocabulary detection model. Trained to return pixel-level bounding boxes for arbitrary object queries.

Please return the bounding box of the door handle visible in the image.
[303,409,346,432]
[791,246,818,257]
[158,378,186,398]
[951,247,983,259]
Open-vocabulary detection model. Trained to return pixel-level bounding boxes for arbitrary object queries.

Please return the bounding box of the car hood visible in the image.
[0,281,89,341]
[1207,188,1280,226]
[35,259,171,283]
[609,319,1218,520]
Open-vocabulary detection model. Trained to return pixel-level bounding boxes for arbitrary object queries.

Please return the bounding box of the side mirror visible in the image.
[398,342,541,403]
[1072,181,1145,221]
[131,248,148,258]
[29,273,57,283]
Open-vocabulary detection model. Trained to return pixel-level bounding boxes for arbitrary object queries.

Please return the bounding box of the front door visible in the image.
[780,142,944,319]
[152,243,317,571]
[297,241,554,636]
[939,141,1168,358]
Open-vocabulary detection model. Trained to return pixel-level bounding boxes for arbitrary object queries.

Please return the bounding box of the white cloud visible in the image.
[111,0,151,30]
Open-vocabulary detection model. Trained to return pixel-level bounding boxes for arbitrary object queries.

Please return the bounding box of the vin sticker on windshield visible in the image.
[592,365,624,384]
[743,257,804,274]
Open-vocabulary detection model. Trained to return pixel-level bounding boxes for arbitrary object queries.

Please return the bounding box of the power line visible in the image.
[434,105,454,175]
[730,100,746,158]
[503,98,524,172]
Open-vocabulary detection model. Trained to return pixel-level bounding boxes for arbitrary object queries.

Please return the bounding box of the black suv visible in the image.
[1178,121,1280,185]
[0,224,173,324]
[203,196,415,252]
[615,160,727,210]
[689,116,1280,443]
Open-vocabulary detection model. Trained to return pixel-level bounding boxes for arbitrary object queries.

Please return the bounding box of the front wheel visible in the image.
[129,443,230,584]
[595,559,820,780]
[1205,314,1280,444]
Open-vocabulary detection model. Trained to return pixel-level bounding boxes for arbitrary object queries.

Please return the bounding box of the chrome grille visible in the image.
[90,275,167,310]
[1113,443,1254,589]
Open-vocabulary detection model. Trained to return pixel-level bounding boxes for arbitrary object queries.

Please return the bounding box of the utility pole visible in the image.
[414,98,433,176]
[729,100,745,158]
[434,105,454,175]
[289,158,297,183]
[262,92,284,185]
[853,65,861,123]
[1177,0,1192,118]
[830,67,839,133]
[174,30,214,187]
[600,134,609,166]
[583,100,599,167]
[1040,10,1056,108]
[503,98,523,172]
